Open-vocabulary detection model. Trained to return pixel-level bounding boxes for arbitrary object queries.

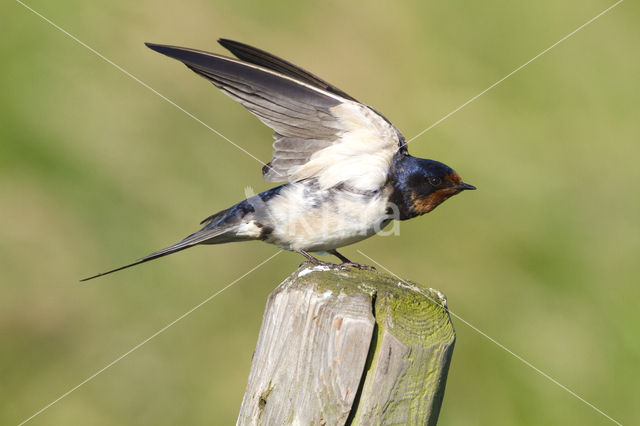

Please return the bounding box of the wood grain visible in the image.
[237,265,455,425]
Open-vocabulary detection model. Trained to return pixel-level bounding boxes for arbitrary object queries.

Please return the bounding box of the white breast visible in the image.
[259,183,393,252]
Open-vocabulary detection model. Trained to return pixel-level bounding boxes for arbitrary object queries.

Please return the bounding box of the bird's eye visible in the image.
[428,176,442,186]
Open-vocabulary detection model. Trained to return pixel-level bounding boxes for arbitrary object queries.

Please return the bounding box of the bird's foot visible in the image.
[299,260,343,269]
[299,260,376,271]
[326,249,375,270]
[297,250,375,271]
[338,261,376,271]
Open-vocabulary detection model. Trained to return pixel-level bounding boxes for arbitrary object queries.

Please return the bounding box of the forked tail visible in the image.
[81,225,231,282]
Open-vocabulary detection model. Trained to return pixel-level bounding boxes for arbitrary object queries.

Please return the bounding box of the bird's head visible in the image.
[390,155,476,219]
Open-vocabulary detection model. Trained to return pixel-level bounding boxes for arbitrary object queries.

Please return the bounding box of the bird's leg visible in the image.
[328,249,352,263]
[297,249,323,264]
[296,249,340,269]
[328,249,376,271]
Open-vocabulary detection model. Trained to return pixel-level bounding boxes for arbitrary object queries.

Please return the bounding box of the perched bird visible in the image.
[81,39,475,281]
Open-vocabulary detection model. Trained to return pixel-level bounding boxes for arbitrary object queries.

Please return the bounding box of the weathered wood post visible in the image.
[237,265,455,425]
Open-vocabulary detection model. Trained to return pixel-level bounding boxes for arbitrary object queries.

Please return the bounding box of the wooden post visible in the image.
[237,265,455,425]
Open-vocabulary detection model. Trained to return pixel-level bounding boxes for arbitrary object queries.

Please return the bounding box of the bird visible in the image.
[81,39,476,281]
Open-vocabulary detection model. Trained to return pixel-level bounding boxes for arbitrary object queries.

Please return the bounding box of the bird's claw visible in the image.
[299,260,376,271]
[299,260,339,269]
[339,262,376,271]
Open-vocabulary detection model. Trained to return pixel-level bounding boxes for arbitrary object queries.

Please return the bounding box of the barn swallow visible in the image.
[81,39,475,281]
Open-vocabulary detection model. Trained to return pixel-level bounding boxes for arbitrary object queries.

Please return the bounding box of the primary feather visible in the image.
[217,38,359,102]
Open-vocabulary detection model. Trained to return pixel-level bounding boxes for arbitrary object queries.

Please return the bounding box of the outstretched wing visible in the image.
[146,42,405,191]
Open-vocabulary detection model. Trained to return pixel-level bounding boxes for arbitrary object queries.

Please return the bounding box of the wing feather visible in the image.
[146,42,404,191]
[218,38,358,102]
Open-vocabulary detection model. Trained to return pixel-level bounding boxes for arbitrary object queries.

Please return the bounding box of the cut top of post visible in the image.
[238,265,455,426]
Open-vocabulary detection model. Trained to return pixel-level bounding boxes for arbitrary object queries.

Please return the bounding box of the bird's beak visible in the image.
[458,182,477,191]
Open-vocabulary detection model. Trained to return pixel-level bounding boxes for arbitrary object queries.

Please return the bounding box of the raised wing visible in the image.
[146,42,405,191]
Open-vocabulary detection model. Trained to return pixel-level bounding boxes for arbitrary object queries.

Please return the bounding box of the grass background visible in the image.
[2,0,639,424]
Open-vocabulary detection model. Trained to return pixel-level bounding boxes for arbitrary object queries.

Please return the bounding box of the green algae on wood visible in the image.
[238,265,455,426]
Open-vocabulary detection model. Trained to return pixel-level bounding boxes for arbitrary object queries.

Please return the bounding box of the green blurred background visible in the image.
[2,0,638,424]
